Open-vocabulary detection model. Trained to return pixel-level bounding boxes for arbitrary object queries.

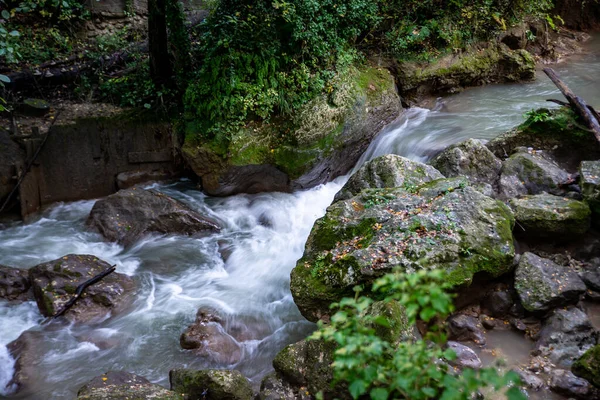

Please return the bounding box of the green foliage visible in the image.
[12,0,89,21]
[525,108,550,123]
[311,269,526,400]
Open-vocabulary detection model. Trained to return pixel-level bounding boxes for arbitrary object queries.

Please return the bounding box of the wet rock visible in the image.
[515,368,545,390]
[335,154,444,202]
[549,369,599,399]
[116,169,178,190]
[573,344,600,388]
[430,139,501,186]
[447,314,486,345]
[481,289,514,318]
[581,268,600,293]
[480,315,510,330]
[446,341,482,369]
[257,373,308,400]
[535,307,597,368]
[292,177,515,322]
[581,161,600,218]
[515,252,586,313]
[6,331,45,394]
[180,309,242,365]
[87,188,220,246]
[28,254,135,323]
[0,265,31,301]
[509,194,591,240]
[169,369,253,400]
[498,150,570,199]
[77,371,183,400]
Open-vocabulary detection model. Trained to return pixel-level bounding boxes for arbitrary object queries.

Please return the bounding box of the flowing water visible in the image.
[1,37,600,398]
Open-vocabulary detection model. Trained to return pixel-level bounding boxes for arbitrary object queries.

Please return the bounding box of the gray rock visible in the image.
[515,368,545,390]
[581,269,600,292]
[447,314,486,345]
[536,307,597,368]
[549,369,599,399]
[447,341,482,369]
[257,373,309,400]
[335,154,444,202]
[430,138,501,186]
[77,371,183,399]
[169,369,253,400]
[581,160,600,217]
[0,265,31,301]
[515,252,586,313]
[481,289,514,318]
[498,151,570,199]
[29,254,135,323]
[6,331,45,394]
[180,309,242,365]
[87,189,220,246]
[510,193,591,240]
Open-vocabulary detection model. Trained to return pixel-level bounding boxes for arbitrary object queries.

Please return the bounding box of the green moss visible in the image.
[312,216,377,252]
[573,345,600,388]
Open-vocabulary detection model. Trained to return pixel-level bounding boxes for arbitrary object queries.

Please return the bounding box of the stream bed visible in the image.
[1,36,600,399]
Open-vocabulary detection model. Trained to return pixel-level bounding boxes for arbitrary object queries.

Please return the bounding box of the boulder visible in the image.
[77,371,183,400]
[573,345,600,388]
[429,139,501,186]
[487,107,600,171]
[291,177,515,322]
[87,189,220,246]
[509,194,591,240]
[180,309,242,365]
[169,369,253,400]
[6,331,45,394]
[257,373,308,400]
[498,150,570,199]
[365,300,412,344]
[447,314,486,345]
[446,341,482,369]
[480,289,514,318]
[581,161,600,217]
[0,265,31,301]
[515,252,586,313]
[335,154,444,202]
[535,307,598,368]
[183,67,401,196]
[28,254,135,323]
[549,369,600,399]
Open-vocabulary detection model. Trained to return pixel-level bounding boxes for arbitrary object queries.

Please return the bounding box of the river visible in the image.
[1,37,599,398]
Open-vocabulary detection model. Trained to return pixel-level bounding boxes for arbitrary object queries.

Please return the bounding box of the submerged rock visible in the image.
[515,252,586,313]
[77,371,183,400]
[291,177,515,322]
[498,150,570,199]
[180,309,242,365]
[6,330,44,394]
[335,154,444,202]
[535,307,597,368]
[169,369,253,400]
[87,188,220,246]
[573,345,600,388]
[430,139,501,187]
[0,265,31,301]
[509,194,591,240]
[28,254,134,323]
[581,160,600,218]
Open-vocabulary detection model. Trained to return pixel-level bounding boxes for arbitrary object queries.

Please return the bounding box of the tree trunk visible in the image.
[148,0,173,85]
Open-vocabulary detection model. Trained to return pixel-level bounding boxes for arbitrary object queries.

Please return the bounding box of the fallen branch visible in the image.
[52,265,116,318]
[543,68,600,143]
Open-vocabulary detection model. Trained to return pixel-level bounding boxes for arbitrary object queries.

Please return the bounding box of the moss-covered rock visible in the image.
[77,371,183,400]
[335,154,444,202]
[515,252,586,313]
[487,107,600,171]
[396,44,535,102]
[169,369,253,400]
[182,67,401,196]
[430,138,501,186]
[573,345,600,388]
[365,300,413,344]
[509,194,591,240]
[581,161,600,217]
[498,150,570,199]
[291,177,515,322]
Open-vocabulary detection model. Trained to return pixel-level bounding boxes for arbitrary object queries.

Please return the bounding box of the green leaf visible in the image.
[370,387,388,400]
[0,74,9,83]
[1,10,10,19]
[506,386,527,400]
[349,380,367,399]
[9,30,19,37]
[373,315,391,328]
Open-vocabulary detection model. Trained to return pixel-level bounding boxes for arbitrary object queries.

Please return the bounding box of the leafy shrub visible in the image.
[311,269,526,400]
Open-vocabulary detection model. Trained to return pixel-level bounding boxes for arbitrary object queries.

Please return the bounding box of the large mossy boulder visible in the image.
[291,176,515,322]
[182,67,401,196]
[87,189,220,246]
[487,107,600,171]
[515,252,586,313]
[509,194,591,240]
[581,161,600,217]
[498,150,570,199]
[573,345,600,388]
[169,369,253,400]
[28,254,135,323]
[77,371,183,400]
[335,154,444,202]
[396,44,535,102]
[429,138,502,187]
